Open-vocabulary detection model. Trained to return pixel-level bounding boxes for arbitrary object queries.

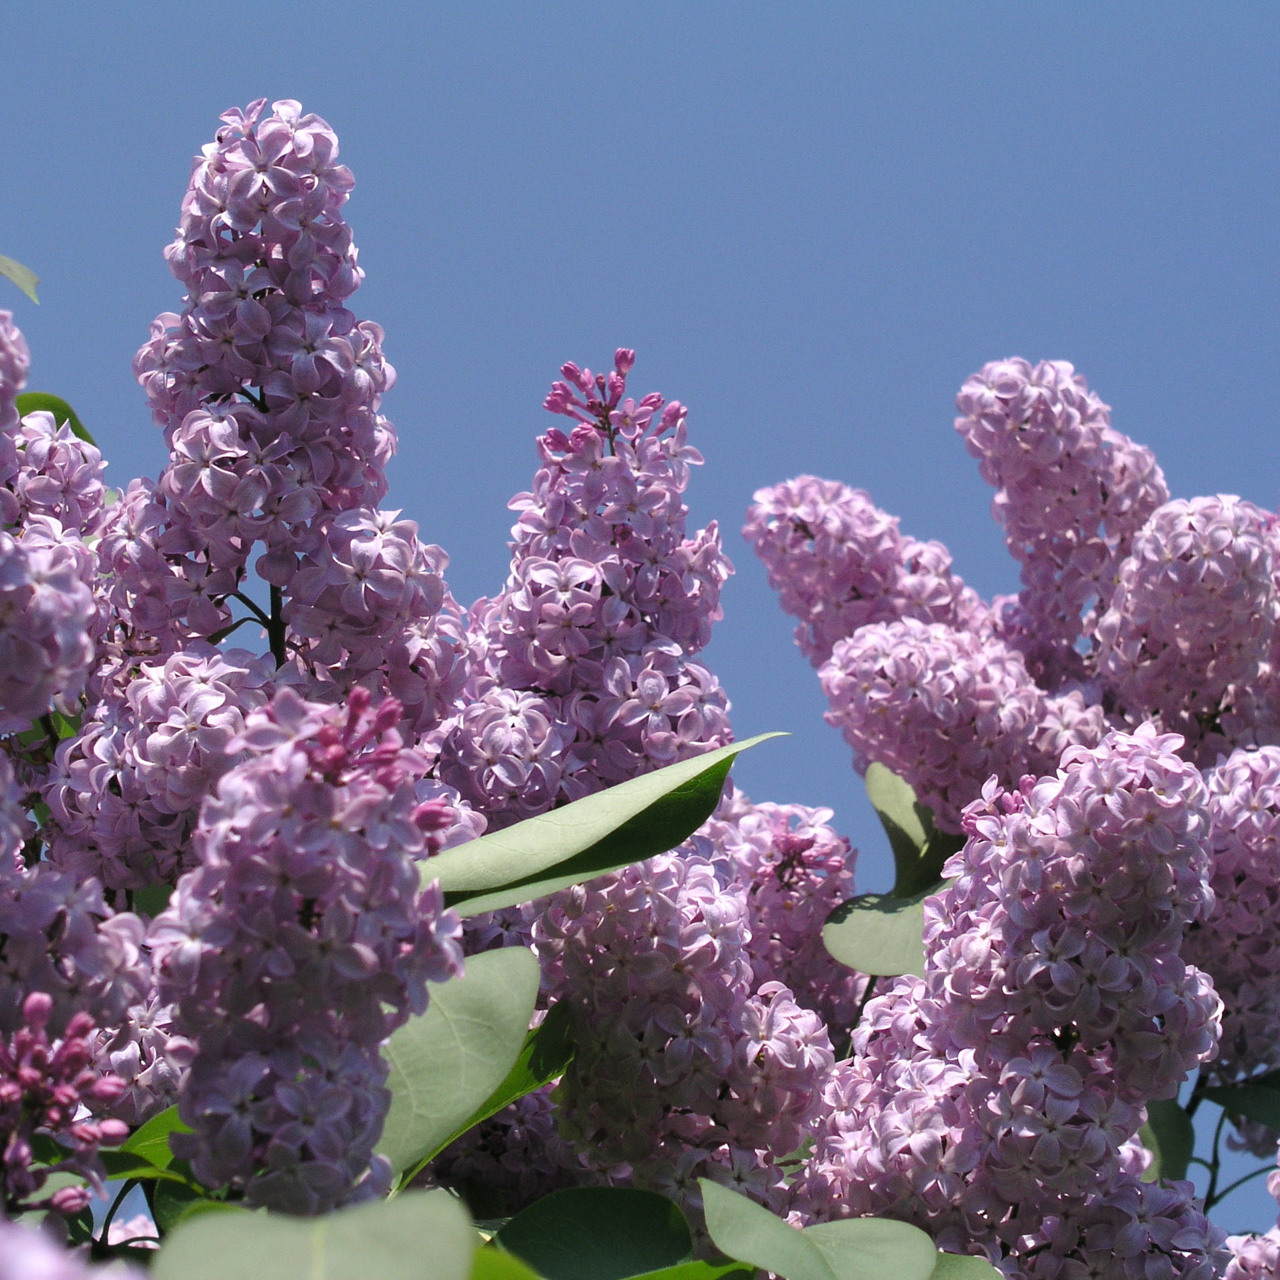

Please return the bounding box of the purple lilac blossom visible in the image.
[1094,495,1278,757]
[439,351,732,821]
[818,617,1053,833]
[534,846,834,1230]
[0,1218,144,1280]
[123,99,399,659]
[43,645,276,894]
[743,475,984,668]
[149,686,464,1213]
[793,726,1224,1279]
[955,358,1167,687]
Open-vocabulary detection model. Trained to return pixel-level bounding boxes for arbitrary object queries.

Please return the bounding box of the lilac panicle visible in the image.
[149,686,464,1213]
[744,475,983,669]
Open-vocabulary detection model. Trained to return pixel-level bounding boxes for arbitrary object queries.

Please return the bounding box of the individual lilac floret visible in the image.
[43,644,276,893]
[440,352,731,821]
[0,1217,145,1280]
[819,617,1051,832]
[536,847,834,1228]
[149,686,464,1213]
[1227,1229,1280,1280]
[124,100,398,655]
[955,358,1167,686]
[1,992,128,1216]
[1190,746,1280,1083]
[2,410,108,538]
[793,727,1224,1278]
[1095,495,1278,753]
[744,476,983,668]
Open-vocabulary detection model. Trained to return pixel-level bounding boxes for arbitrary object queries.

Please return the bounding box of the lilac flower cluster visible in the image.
[440,351,731,820]
[149,687,464,1213]
[954,359,1168,683]
[744,476,983,668]
[793,727,1225,1279]
[1189,747,1280,1083]
[122,98,398,658]
[43,645,276,894]
[0,316,102,737]
[535,846,834,1226]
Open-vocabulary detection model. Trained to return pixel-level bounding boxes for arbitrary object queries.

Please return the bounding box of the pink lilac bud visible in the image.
[819,617,1050,832]
[744,476,983,669]
[955,358,1167,688]
[1,992,129,1215]
[149,687,464,1213]
[1095,495,1278,754]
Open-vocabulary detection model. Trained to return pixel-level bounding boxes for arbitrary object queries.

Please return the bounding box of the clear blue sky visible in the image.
[4,2,1278,1229]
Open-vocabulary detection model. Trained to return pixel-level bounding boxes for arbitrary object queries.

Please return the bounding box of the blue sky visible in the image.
[4,2,1278,1228]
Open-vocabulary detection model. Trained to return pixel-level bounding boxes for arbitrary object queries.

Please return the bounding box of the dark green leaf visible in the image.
[0,254,38,303]
[626,1265,753,1280]
[120,1104,191,1169]
[150,1177,225,1235]
[700,1180,938,1280]
[380,946,541,1180]
[152,1188,477,1280]
[927,1255,1004,1280]
[496,1187,694,1280]
[15,391,94,445]
[429,734,782,916]
[1138,1099,1195,1183]
[864,764,963,899]
[132,882,175,918]
[823,890,933,978]
[99,1150,197,1186]
[1200,1077,1280,1133]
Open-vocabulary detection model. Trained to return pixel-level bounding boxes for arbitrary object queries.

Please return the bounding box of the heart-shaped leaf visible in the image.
[428,734,782,916]
[380,946,541,1180]
[864,764,963,899]
[823,891,931,978]
[496,1187,696,1280]
[700,1180,938,1280]
[152,1188,476,1280]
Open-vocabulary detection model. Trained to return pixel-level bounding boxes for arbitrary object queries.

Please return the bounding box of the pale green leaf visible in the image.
[823,892,929,978]
[0,254,38,303]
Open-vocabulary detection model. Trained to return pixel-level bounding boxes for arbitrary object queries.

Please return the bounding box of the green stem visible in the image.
[268,585,286,667]
[1207,1162,1273,1209]
[230,590,271,628]
[94,1177,138,1255]
[1202,1108,1228,1208]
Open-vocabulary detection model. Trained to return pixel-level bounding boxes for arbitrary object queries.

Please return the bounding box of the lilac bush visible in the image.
[5,97,1280,1280]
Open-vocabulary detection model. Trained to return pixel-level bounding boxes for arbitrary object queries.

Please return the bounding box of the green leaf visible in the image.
[133,882,176,918]
[625,1265,753,1280]
[416,994,576,1179]
[1200,1073,1280,1132]
[380,946,541,1180]
[429,734,782,917]
[152,1188,477,1280]
[864,764,963,899]
[927,1255,1004,1280]
[0,254,38,303]
[700,1180,938,1280]
[471,1249,546,1280]
[99,1149,197,1186]
[496,1187,695,1280]
[823,890,932,978]
[120,1104,191,1170]
[150,1177,229,1235]
[1138,1098,1195,1183]
[15,391,95,445]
